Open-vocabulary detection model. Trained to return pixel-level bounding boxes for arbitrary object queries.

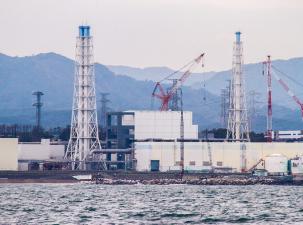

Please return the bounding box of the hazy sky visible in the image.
[1,0,303,71]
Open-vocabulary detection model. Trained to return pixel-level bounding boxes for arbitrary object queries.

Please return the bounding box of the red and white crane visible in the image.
[152,53,205,111]
[263,55,303,142]
[263,56,273,142]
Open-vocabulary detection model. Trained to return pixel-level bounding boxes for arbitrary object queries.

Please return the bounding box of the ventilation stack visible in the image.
[226,32,250,142]
[65,25,103,170]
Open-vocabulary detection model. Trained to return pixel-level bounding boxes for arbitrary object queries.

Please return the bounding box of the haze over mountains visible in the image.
[110,57,303,110]
[107,65,216,86]
[0,52,302,132]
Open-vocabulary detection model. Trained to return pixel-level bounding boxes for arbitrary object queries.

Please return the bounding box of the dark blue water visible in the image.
[0,184,302,224]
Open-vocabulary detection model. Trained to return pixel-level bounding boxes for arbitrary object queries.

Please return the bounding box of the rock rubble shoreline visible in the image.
[93,176,300,185]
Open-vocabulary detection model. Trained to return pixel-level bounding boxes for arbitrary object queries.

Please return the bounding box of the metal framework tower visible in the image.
[100,92,110,128]
[65,25,102,170]
[220,81,230,127]
[226,32,250,142]
[169,79,179,111]
[33,91,44,129]
[248,90,261,132]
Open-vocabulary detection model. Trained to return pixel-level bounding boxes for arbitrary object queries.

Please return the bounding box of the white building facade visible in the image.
[135,142,303,172]
[18,139,65,171]
[0,138,18,171]
[126,110,198,140]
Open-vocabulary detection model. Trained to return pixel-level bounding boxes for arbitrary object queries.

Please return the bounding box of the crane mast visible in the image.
[263,55,303,142]
[263,55,273,142]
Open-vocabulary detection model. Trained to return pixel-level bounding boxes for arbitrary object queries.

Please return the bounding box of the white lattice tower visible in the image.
[65,25,102,170]
[226,32,250,142]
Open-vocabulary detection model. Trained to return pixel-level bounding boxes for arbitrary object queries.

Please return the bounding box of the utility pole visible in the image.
[100,92,110,128]
[226,31,250,142]
[180,87,184,179]
[32,91,44,130]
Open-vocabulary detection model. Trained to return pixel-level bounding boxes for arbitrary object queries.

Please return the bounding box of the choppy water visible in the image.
[0,184,303,224]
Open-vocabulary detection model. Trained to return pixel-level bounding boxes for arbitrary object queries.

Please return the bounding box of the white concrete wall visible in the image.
[18,139,65,161]
[0,138,18,170]
[18,162,29,171]
[135,142,303,172]
[130,111,198,140]
[49,145,65,160]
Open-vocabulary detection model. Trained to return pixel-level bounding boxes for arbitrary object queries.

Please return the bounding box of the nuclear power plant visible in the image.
[0,25,303,182]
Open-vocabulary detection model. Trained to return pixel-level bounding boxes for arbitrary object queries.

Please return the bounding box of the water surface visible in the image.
[0,184,302,224]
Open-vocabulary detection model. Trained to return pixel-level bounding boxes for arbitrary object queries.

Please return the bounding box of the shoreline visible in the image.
[0,171,302,185]
[93,176,302,186]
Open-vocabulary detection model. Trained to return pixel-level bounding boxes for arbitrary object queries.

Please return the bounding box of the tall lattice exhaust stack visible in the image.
[65,25,103,170]
[226,32,250,142]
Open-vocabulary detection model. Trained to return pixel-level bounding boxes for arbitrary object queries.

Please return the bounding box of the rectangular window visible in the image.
[189,161,196,166]
[203,161,210,166]
[122,114,134,126]
[151,160,160,172]
[110,115,118,126]
[217,161,223,166]
[129,128,134,135]
[175,161,181,166]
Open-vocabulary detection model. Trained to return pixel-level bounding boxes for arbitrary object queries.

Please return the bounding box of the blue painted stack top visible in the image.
[79,26,90,37]
[235,31,241,43]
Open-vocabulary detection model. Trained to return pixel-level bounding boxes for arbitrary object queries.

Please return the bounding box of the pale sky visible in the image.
[1,0,303,71]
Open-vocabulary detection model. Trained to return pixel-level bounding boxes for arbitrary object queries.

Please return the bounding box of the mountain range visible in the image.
[0,52,303,132]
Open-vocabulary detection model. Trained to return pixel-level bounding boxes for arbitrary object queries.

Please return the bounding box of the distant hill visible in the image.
[0,53,220,128]
[107,65,216,86]
[0,52,302,132]
[200,57,303,110]
[109,57,303,110]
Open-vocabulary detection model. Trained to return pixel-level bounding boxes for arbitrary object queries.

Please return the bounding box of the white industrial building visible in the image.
[130,111,303,172]
[124,110,198,140]
[290,156,303,175]
[1,109,303,173]
[275,130,303,141]
[0,138,18,170]
[0,138,65,171]
[264,154,288,176]
[18,139,65,170]
[18,139,64,161]
[135,141,303,172]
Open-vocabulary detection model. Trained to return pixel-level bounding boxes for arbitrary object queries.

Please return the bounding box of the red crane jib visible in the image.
[152,53,205,111]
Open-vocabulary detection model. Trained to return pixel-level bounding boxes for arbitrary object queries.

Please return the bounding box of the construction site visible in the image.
[1,25,303,183]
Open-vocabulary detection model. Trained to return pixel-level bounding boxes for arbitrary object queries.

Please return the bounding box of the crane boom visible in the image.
[168,54,205,97]
[152,53,205,111]
[272,70,303,119]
